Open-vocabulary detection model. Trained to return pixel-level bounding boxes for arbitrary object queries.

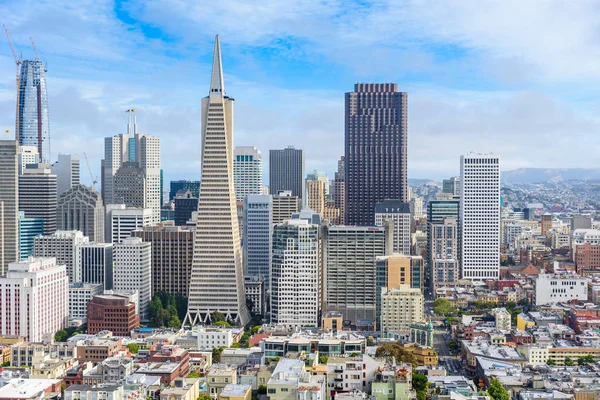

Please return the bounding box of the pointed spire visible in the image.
[209,35,225,96]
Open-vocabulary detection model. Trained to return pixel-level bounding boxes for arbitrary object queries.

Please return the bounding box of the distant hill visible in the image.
[502,168,600,184]
[408,178,439,186]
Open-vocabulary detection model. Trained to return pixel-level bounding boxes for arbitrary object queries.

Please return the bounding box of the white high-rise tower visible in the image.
[185,36,249,326]
[459,153,500,280]
[234,146,263,202]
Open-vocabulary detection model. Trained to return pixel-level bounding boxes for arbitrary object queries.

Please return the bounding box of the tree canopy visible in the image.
[487,378,510,400]
[375,343,418,369]
[433,298,456,316]
[149,292,187,328]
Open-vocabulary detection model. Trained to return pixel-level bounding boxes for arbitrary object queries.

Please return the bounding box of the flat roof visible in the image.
[0,379,61,398]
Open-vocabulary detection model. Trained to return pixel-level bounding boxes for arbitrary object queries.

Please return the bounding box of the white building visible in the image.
[326,355,381,394]
[234,146,263,202]
[79,242,114,290]
[243,195,272,286]
[374,200,411,255]
[52,153,80,196]
[271,218,320,328]
[493,308,511,330]
[517,345,549,366]
[191,327,236,348]
[69,282,103,321]
[33,230,89,283]
[411,197,424,220]
[114,237,151,320]
[105,204,152,244]
[459,153,500,280]
[103,127,161,223]
[535,274,588,306]
[0,258,69,342]
[18,145,39,175]
[380,284,424,336]
[502,221,523,248]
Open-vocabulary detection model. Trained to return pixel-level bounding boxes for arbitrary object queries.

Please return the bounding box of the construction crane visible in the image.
[4,25,21,142]
[30,37,39,60]
[83,152,98,191]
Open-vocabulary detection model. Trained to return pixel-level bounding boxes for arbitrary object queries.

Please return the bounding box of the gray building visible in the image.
[113,162,146,209]
[571,214,592,232]
[169,180,200,202]
[0,140,19,275]
[272,191,299,224]
[132,222,194,296]
[426,200,459,272]
[429,218,458,292]
[322,223,392,325]
[19,164,57,235]
[243,195,272,286]
[57,184,105,243]
[442,176,460,197]
[374,200,411,255]
[34,230,89,283]
[269,146,305,206]
[79,242,114,290]
[345,83,408,226]
[52,154,80,196]
[174,190,198,226]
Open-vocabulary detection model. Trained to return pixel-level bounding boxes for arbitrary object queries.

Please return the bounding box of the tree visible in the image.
[487,378,510,400]
[577,354,595,365]
[212,346,226,363]
[433,298,453,316]
[231,343,241,348]
[318,355,328,364]
[412,373,428,392]
[54,329,68,342]
[546,359,555,366]
[197,394,212,400]
[252,326,261,334]
[187,372,200,378]
[257,385,267,395]
[127,343,140,354]
[564,356,574,366]
[374,343,418,369]
[168,315,182,329]
[211,312,226,323]
[215,321,230,327]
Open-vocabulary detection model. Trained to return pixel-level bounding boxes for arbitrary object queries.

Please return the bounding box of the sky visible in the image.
[1,1,600,186]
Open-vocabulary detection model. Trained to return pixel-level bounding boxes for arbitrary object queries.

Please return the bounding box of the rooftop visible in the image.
[0,379,61,398]
[220,384,252,397]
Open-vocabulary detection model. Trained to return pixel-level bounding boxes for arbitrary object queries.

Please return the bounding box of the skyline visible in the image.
[2,1,600,185]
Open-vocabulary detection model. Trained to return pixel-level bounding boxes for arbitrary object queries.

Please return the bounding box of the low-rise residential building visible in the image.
[535,274,588,306]
[220,347,263,368]
[371,364,415,400]
[516,345,549,366]
[64,384,124,400]
[326,355,381,396]
[10,341,75,367]
[71,334,123,363]
[159,377,201,400]
[178,327,239,349]
[0,379,62,400]
[461,338,527,370]
[493,308,511,330]
[149,345,190,377]
[136,361,189,385]
[267,359,326,400]
[207,364,238,398]
[219,384,252,400]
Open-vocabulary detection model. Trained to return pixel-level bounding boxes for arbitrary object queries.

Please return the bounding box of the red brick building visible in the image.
[87,294,139,337]
[575,243,600,273]
[149,345,190,377]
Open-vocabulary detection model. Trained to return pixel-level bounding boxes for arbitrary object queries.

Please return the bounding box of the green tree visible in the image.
[149,296,164,327]
[374,343,418,369]
[577,354,595,365]
[318,355,328,364]
[257,385,267,395]
[564,356,574,366]
[487,377,510,400]
[211,312,226,323]
[231,343,241,348]
[1,361,10,367]
[412,373,428,392]
[127,343,140,354]
[187,372,200,378]
[546,358,556,366]
[54,329,68,342]
[252,326,261,334]
[197,394,212,400]
[168,315,182,329]
[215,321,230,327]
[212,346,226,363]
[433,298,453,316]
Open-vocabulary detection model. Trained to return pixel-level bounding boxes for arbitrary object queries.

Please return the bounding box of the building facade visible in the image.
[19,164,57,234]
[234,146,263,202]
[87,294,140,336]
[459,153,500,280]
[380,285,424,336]
[57,184,105,243]
[18,211,44,260]
[174,190,198,226]
[442,177,460,197]
[113,162,146,208]
[17,60,50,163]
[345,83,408,226]
[34,230,89,283]
[243,195,272,285]
[272,191,299,224]
[132,222,194,296]
[534,274,588,306]
[429,218,458,292]
[79,242,113,290]
[271,219,320,328]
[105,204,152,243]
[114,237,151,320]
[52,154,80,196]
[333,156,345,225]
[185,36,249,326]
[68,282,103,321]
[269,147,305,206]
[322,223,392,325]
[374,200,411,255]
[0,140,19,275]
[0,258,68,342]
[18,145,39,175]
[306,178,326,215]
[169,180,200,202]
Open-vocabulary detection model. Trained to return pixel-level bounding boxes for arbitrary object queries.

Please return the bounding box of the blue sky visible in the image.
[2,0,600,186]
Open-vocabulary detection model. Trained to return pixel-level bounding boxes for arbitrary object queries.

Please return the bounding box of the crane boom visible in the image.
[30,37,39,60]
[3,25,19,64]
[83,152,98,191]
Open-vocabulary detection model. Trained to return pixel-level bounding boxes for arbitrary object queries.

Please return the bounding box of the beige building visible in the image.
[160,377,200,400]
[380,284,424,336]
[322,311,343,332]
[219,384,252,400]
[184,36,249,326]
[272,191,299,224]
[207,364,237,398]
[306,179,326,214]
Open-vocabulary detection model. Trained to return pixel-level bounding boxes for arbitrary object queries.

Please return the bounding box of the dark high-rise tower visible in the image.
[345,84,407,226]
[269,147,305,206]
[17,60,50,163]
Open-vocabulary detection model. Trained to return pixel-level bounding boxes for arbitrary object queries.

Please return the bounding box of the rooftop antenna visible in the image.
[4,25,22,142]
